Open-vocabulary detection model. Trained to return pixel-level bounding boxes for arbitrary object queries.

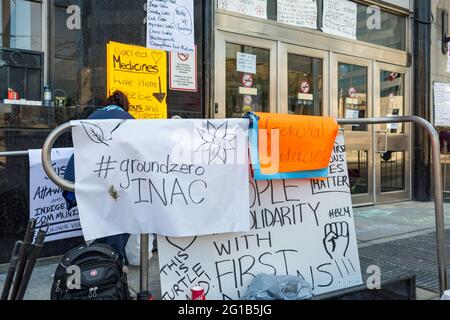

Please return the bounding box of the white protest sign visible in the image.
[218,0,267,19]
[170,46,197,92]
[29,148,82,242]
[237,52,257,74]
[158,135,363,300]
[322,0,357,40]
[71,119,250,241]
[147,0,195,53]
[447,44,450,73]
[434,82,450,127]
[277,0,318,30]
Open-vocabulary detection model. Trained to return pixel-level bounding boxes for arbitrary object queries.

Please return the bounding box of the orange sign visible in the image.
[255,112,338,175]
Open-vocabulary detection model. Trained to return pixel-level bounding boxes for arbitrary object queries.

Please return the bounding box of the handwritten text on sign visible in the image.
[71,119,250,241]
[434,82,450,127]
[322,0,357,40]
[29,148,82,242]
[277,0,318,30]
[147,0,195,53]
[107,41,167,119]
[158,135,362,300]
[218,0,268,20]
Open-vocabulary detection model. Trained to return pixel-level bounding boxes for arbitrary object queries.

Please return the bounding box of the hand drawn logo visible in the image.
[80,120,124,146]
[218,0,228,9]
[323,221,350,259]
[165,236,197,252]
[196,121,237,165]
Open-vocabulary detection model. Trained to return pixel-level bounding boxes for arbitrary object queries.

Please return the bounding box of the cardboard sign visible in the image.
[146,0,195,53]
[237,52,257,74]
[29,148,82,242]
[107,41,167,119]
[71,119,250,241]
[254,113,338,175]
[434,82,450,127]
[277,0,317,29]
[169,46,197,92]
[218,0,268,19]
[322,0,357,40]
[158,134,362,300]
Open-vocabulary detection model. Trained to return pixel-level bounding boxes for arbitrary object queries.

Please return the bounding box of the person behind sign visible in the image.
[63,90,134,264]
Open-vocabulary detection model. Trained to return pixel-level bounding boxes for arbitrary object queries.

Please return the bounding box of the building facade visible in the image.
[0,0,446,262]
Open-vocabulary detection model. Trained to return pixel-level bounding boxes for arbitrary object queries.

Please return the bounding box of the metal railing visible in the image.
[40,116,448,297]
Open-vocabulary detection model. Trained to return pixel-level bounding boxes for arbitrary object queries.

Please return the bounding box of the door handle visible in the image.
[376,130,388,153]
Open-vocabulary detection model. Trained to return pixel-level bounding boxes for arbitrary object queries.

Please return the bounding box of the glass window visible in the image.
[379,71,405,133]
[338,62,368,132]
[0,0,42,51]
[225,43,270,118]
[51,0,81,106]
[288,54,323,115]
[357,4,406,51]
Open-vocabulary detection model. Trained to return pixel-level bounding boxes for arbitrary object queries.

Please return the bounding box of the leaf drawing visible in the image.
[108,185,119,201]
[81,121,109,146]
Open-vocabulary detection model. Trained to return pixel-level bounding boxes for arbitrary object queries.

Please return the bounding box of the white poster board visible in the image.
[158,135,363,300]
[29,148,82,242]
[169,46,197,92]
[447,44,450,73]
[277,0,318,30]
[218,0,268,19]
[71,119,250,241]
[434,82,450,127]
[237,52,257,74]
[322,0,357,40]
[147,0,195,53]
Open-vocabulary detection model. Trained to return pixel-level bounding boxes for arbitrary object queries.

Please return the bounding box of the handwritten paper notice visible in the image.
[254,113,338,175]
[158,134,363,300]
[169,46,197,92]
[218,0,268,19]
[277,0,318,29]
[107,41,167,119]
[322,0,357,40]
[71,119,250,241]
[29,148,82,242]
[237,52,257,74]
[147,0,195,53]
[434,82,450,127]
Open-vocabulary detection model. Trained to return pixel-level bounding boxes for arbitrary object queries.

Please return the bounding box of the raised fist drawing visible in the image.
[323,222,350,260]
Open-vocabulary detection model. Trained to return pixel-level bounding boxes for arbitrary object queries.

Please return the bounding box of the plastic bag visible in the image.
[241,274,313,300]
[125,234,155,266]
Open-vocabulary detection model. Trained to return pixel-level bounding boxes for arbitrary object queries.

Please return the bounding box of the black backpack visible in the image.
[51,243,130,300]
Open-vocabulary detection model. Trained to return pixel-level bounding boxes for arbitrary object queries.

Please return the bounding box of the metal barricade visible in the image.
[40,116,449,296]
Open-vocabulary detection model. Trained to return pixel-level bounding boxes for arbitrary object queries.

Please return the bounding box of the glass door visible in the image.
[215,31,277,118]
[374,63,411,203]
[279,44,329,116]
[332,54,374,206]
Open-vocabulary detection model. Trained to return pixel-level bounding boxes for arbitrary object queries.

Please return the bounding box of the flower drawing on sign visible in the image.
[80,121,125,146]
[255,5,265,16]
[196,121,237,165]
[218,0,228,9]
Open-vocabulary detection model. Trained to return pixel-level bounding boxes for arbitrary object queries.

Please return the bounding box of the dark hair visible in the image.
[104,90,130,112]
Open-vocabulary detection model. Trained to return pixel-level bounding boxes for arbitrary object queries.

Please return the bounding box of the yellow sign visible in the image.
[107,41,167,119]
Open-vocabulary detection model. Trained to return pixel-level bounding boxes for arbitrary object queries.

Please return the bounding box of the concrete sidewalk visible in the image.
[1,201,448,300]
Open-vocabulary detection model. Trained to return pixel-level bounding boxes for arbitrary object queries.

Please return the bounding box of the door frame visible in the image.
[214,31,278,118]
[278,44,330,116]
[331,53,375,206]
[374,62,412,203]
